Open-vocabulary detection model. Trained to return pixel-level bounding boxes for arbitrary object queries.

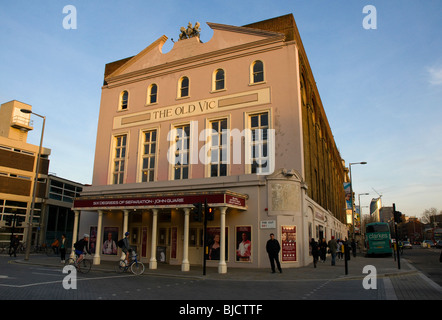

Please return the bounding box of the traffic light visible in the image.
[193,202,203,222]
[206,206,214,221]
[5,215,13,226]
[394,210,402,223]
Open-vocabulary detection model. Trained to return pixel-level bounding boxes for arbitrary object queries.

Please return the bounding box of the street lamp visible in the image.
[20,109,46,261]
[349,162,367,240]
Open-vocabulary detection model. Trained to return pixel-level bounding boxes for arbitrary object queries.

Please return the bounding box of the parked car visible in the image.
[422,240,435,248]
[436,240,442,249]
[402,241,412,249]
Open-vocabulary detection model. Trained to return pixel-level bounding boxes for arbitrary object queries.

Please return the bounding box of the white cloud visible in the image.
[428,66,442,85]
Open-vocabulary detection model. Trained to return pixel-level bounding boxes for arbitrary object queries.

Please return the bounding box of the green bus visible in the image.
[365,222,393,256]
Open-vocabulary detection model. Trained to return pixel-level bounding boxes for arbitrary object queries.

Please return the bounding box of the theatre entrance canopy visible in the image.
[72,190,247,211]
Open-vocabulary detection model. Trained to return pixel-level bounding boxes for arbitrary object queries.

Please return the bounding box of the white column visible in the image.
[181,208,190,272]
[121,210,129,260]
[123,210,129,234]
[218,207,228,274]
[93,210,103,265]
[70,210,80,259]
[149,209,158,269]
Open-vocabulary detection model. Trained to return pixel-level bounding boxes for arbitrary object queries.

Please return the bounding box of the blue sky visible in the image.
[1,1,441,218]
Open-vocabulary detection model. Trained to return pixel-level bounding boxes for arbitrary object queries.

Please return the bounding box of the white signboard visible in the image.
[260,220,276,229]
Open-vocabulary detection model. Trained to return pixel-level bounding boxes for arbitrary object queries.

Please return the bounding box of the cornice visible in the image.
[207,22,286,38]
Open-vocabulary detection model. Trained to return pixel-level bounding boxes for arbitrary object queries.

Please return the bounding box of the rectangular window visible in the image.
[250,112,270,174]
[210,119,227,177]
[173,125,190,180]
[113,135,127,184]
[141,130,157,182]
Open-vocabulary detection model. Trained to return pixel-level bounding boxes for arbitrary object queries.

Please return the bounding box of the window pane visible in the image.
[211,164,218,177]
[220,164,227,176]
[221,119,227,130]
[216,70,224,81]
[261,114,268,127]
[143,158,149,169]
[174,168,181,180]
[253,61,264,83]
[251,116,259,128]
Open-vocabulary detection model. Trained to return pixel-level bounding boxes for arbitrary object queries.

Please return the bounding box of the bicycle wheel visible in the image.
[46,247,54,256]
[77,259,91,274]
[115,260,127,273]
[131,261,145,275]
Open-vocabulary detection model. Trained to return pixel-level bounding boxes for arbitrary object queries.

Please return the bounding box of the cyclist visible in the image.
[74,234,91,265]
[121,232,134,264]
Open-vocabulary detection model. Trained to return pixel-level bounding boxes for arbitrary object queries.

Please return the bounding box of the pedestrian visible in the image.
[51,238,60,254]
[328,236,338,266]
[10,235,20,257]
[351,239,357,258]
[266,233,282,273]
[319,238,327,263]
[337,239,343,260]
[310,238,319,268]
[60,234,67,264]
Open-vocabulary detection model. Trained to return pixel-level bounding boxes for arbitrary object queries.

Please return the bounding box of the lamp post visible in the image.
[20,109,46,261]
[349,162,367,240]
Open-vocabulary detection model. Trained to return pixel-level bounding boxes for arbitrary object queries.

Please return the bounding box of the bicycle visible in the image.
[115,254,145,275]
[46,245,59,256]
[67,252,92,274]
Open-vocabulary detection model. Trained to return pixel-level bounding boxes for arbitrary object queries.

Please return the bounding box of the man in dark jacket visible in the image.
[266,233,282,273]
[10,235,20,257]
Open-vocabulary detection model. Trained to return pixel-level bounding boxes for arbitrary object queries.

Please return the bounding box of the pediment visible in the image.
[105,22,285,81]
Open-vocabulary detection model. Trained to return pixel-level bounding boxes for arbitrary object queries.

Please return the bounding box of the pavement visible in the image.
[9,252,442,300]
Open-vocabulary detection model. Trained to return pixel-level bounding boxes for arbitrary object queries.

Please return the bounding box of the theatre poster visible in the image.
[281,225,297,262]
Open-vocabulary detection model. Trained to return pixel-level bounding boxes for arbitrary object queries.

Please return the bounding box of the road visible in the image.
[0,255,388,301]
[0,246,440,309]
[400,245,442,286]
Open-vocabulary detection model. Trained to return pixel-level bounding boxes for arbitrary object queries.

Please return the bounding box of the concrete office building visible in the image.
[74,14,348,273]
[0,100,51,246]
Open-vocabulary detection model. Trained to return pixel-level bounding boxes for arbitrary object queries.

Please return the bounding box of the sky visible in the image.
[1,0,441,219]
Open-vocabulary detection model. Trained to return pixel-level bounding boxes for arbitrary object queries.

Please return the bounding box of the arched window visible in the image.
[213,69,225,91]
[120,90,129,110]
[251,60,264,84]
[148,84,158,104]
[179,77,189,98]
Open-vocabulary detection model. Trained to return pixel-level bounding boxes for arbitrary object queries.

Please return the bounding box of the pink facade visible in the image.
[75,15,347,271]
